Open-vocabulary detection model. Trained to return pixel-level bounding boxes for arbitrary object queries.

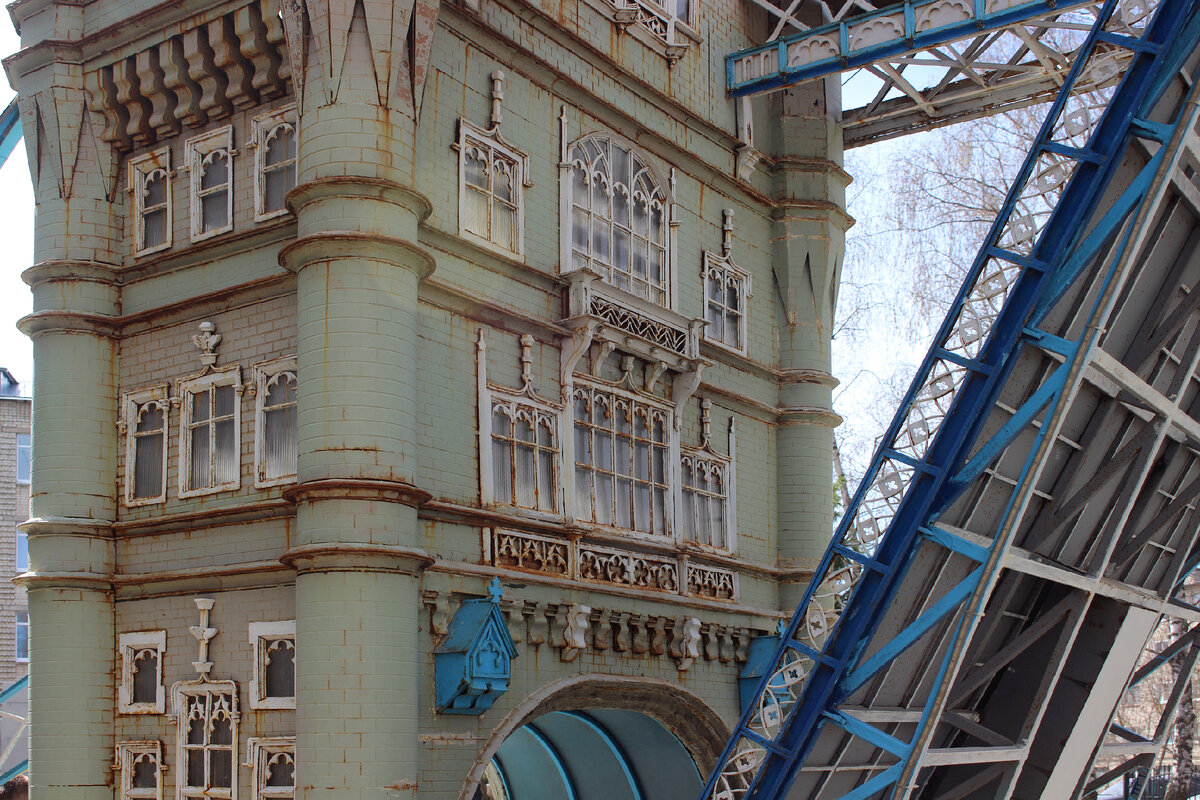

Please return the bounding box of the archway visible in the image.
[461,676,728,800]
[481,708,702,800]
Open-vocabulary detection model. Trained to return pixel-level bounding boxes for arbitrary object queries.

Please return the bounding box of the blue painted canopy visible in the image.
[435,588,518,715]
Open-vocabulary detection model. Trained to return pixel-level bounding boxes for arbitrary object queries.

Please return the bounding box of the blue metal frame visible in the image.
[725,0,1099,96]
[0,100,21,174]
[0,674,28,785]
[702,0,1200,796]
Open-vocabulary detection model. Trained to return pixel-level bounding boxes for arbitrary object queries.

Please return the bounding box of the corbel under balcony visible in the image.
[560,270,708,410]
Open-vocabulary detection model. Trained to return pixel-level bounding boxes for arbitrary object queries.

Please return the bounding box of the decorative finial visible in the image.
[487,577,504,604]
[192,321,222,368]
[700,398,712,449]
[722,209,734,257]
[490,70,505,129]
[558,105,569,163]
[188,598,218,679]
[519,334,535,389]
[776,619,787,637]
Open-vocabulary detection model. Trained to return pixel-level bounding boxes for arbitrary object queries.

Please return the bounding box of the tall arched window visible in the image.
[566,136,671,306]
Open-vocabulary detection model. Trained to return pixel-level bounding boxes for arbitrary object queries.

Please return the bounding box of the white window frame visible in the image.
[14,609,28,662]
[123,385,170,506]
[248,620,295,710]
[186,126,235,242]
[130,147,172,256]
[680,447,734,551]
[178,367,242,499]
[116,740,164,800]
[15,433,29,485]
[480,389,564,515]
[251,104,297,222]
[568,379,677,539]
[119,630,166,715]
[456,118,529,258]
[560,131,677,310]
[172,681,239,800]
[702,250,752,355]
[15,530,27,573]
[246,737,295,800]
[253,357,298,489]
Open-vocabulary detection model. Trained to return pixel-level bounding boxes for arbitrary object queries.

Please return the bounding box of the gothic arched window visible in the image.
[565,136,671,307]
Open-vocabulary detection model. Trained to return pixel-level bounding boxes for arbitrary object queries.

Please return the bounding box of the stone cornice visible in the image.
[17,309,120,337]
[283,478,433,508]
[21,259,122,288]
[278,232,437,280]
[777,406,844,428]
[771,200,857,233]
[285,176,433,223]
[114,499,292,537]
[281,542,434,576]
[779,368,840,389]
[17,571,112,591]
[773,156,854,187]
[20,515,113,538]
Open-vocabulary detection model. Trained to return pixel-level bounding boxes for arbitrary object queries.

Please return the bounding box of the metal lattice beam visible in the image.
[704,0,1200,797]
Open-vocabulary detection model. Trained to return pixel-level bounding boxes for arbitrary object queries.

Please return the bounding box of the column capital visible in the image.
[283,478,433,508]
[282,542,434,575]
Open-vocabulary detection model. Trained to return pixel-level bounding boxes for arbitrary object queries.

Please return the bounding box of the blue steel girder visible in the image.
[727,0,1152,144]
[702,0,1200,796]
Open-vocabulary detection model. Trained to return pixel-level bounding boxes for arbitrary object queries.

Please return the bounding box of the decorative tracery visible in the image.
[566,136,671,306]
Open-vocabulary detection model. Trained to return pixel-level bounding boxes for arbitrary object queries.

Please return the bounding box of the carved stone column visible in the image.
[277,1,439,796]
[770,82,851,608]
[6,22,123,797]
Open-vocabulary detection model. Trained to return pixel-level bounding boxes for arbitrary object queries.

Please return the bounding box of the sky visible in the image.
[0,22,35,395]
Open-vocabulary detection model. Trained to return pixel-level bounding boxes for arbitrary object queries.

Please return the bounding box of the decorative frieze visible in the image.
[423,588,765,672]
[489,528,735,600]
[588,294,688,355]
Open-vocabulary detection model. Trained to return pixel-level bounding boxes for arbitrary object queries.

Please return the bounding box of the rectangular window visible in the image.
[179,369,241,497]
[118,631,166,714]
[15,610,28,662]
[15,531,27,572]
[15,434,29,484]
[248,737,295,800]
[254,358,298,488]
[175,685,237,800]
[117,740,162,800]
[458,119,528,256]
[703,254,750,353]
[571,383,671,535]
[123,386,169,506]
[681,450,730,549]
[249,621,295,710]
[253,105,297,221]
[130,148,172,255]
[490,398,559,512]
[187,127,234,241]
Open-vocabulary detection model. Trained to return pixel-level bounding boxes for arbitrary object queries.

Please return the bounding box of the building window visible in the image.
[119,631,166,714]
[458,119,528,256]
[254,359,297,488]
[179,369,241,497]
[187,127,234,241]
[564,135,671,306]
[248,737,295,800]
[123,386,169,506]
[681,451,729,548]
[249,621,295,710]
[15,433,29,484]
[489,399,559,512]
[703,252,750,353]
[130,148,172,255]
[253,105,297,221]
[175,685,238,800]
[117,740,163,800]
[571,383,671,535]
[15,531,27,572]
[15,610,28,662]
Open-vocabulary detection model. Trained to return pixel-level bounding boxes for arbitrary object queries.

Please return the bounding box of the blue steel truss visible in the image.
[703,0,1200,796]
[0,674,29,785]
[726,0,1100,97]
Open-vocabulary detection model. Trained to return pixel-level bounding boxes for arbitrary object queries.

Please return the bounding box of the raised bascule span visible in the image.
[706,0,1200,797]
